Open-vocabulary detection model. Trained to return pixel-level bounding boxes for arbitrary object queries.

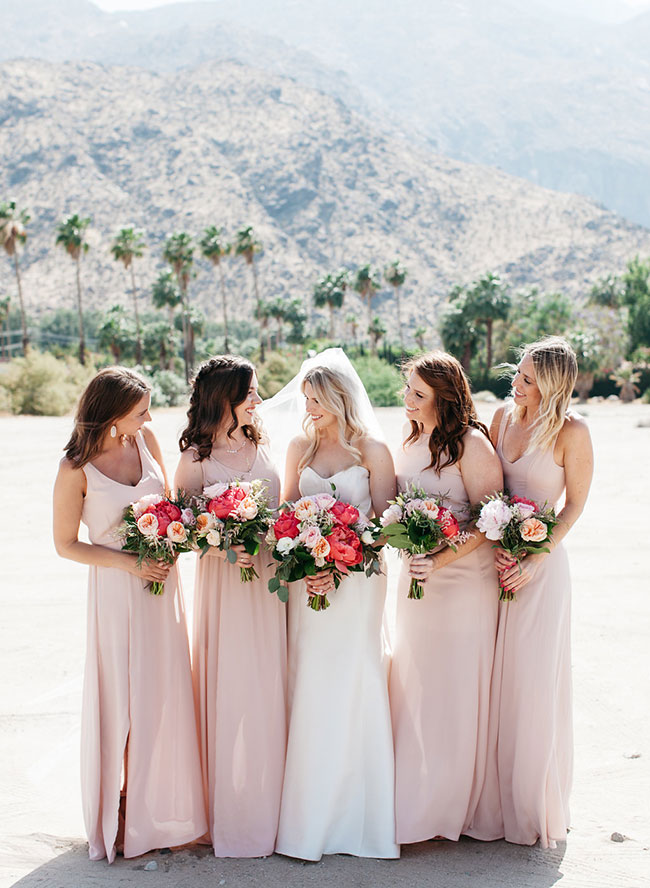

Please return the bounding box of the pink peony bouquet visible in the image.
[193,479,274,582]
[118,493,196,595]
[267,493,383,610]
[379,484,471,600]
[475,491,558,601]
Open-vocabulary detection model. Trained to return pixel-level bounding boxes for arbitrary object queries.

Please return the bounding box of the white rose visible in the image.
[380,504,403,527]
[361,529,374,545]
[206,529,222,547]
[203,481,229,499]
[476,500,513,541]
[276,536,298,555]
[132,493,163,518]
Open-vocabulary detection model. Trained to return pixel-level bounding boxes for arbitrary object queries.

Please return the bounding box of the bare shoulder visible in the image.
[142,425,162,453]
[358,435,393,468]
[287,434,310,456]
[462,426,497,459]
[54,456,86,497]
[560,410,592,448]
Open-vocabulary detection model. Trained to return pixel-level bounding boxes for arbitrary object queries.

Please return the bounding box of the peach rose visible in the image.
[136,512,160,537]
[236,495,259,520]
[167,520,188,544]
[520,517,548,543]
[196,512,217,534]
[294,497,319,522]
[311,536,331,566]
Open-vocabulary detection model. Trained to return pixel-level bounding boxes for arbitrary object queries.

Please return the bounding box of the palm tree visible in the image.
[384,260,408,352]
[353,264,381,343]
[163,232,194,380]
[313,273,345,339]
[152,270,182,370]
[610,362,641,402]
[368,315,387,355]
[346,312,359,346]
[110,226,146,363]
[414,325,426,352]
[199,225,232,352]
[98,305,136,363]
[0,295,10,360]
[465,273,511,371]
[55,213,91,365]
[0,200,30,355]
[234,226,264,359]
[439,292,479,373]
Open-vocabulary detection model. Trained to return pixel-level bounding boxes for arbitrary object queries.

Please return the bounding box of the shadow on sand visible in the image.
[11,836,566,888]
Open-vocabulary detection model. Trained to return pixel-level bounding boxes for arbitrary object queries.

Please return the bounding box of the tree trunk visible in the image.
[366,292,372,342]
[329,303,335,339]
[575,372,594,402]
[218,262,229,352]
[394,285,404,354]
[179,282,190,382]
[13,253,29,355]
[461,341,472,373]
[486,318,493,371]
[251,261,265,363]
[75,257,86,365]
[130,263,142,364]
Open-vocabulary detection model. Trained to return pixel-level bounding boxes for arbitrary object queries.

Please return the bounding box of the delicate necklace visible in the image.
[224,437,249,454]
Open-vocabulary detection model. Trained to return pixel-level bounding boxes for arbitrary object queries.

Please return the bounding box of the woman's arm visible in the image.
[52,458,171,582]
[173,447,204,497]
[143,426,170,493]
[499,414,594,595]
[408,428,503,582]
[363,438,396,518]
[282,436,308,504]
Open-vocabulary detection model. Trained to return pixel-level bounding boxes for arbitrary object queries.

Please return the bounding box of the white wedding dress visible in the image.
[275,465,399,861]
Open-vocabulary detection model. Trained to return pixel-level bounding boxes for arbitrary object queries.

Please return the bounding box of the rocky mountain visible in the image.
[1,58,650,339]
[2,0,650,226]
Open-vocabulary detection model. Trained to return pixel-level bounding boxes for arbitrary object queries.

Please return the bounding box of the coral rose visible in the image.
[208,487,247,519]
[439,509,460,539]
[520,517,548,543]
[511,495,538,519]
[331,500,360,526]
[326,524,363,566]
[273,511,300,540]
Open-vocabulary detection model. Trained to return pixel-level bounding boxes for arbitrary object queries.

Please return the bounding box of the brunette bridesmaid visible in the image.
[389,352,503,844]
[53,367,207,862]
[468,336,593,848]
[174,355,287,858]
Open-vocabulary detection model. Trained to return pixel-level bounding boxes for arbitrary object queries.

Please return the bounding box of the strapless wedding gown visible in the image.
[275,465,399,861]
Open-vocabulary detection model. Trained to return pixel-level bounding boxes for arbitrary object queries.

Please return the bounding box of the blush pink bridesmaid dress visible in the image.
[80,431,207,863]
[389,434,499,843]
[467,403,573,848]
[190,442,287,857]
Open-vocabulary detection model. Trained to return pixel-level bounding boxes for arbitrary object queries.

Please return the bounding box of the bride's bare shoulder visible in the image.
[287,434,310,456]
[357,435,393,468]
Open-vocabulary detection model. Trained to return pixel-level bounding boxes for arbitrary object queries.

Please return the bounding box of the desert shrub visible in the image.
[0,350,93,415]
[258,352,303,398]
[350,355,402,407]
[641,388,650,404]
[148,369,189,408]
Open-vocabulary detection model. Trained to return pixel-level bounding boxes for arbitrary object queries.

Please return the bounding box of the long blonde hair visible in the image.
[513,336,578,452]
[298,366,368,472]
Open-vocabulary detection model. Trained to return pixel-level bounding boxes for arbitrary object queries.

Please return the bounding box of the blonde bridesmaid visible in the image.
[468,336,593,848]
[53,367,207,862]
[174,355,287,858]
[389,352,503,844]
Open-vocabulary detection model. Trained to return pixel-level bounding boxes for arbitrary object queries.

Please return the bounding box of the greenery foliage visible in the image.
[350,354,402,407]
[0,349,93,415]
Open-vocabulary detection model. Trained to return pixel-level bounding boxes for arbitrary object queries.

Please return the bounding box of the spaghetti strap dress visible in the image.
[80,431,207,863]
[389,435,499,843]
[190,442,287,857]
[467,403,573,848]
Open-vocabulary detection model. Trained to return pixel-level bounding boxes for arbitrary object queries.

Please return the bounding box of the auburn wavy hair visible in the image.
[179,355,262,460]
[404,351,489,471]
[64,366,150,468]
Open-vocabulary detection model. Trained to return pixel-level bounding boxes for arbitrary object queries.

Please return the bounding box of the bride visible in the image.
[263,351,399,861]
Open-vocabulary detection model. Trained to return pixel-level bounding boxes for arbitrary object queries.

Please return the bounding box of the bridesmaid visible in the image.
[468,336,593,848]
[174,355,287,858]
[52,367,207,862]
[389,351,503,844]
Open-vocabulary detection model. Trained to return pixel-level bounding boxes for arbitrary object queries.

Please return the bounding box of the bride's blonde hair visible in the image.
[298,366,368,473]
[513,336,578,453]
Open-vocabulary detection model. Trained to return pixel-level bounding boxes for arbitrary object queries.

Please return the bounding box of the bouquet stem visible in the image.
[498,582,516,602]
[307,592,330,611]
[240,565,259,583]
[149,581,165,596]
[408,577,424,600]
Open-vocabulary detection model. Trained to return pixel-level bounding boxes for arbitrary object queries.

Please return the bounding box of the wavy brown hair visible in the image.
[64,367,150,468]
[404,351,489,471]
[179,355,262,460]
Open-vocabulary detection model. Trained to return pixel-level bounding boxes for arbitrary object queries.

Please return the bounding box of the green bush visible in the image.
[258,352,303,398]
[0,350,93,415]
[641,387,650,404]
[350,355,402,407]
[148,369,189,408]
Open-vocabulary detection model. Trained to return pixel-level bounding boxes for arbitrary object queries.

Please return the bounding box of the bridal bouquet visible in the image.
[118,493,196,595]
[192,479,274,582]
[380,484,471,600]
[267,493,383,610]
[475,491,558,601]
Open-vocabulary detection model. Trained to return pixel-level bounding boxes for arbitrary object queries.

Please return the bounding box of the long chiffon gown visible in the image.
[80,431,207,863]
[389,435,499,843]
[191,442,287,857]
[467,403,573,848]
[275,465,399,861]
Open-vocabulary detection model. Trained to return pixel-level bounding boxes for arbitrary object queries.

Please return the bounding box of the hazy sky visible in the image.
[93,0,650,22]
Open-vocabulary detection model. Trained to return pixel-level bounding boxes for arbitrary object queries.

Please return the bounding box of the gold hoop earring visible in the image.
[110,425,117,438]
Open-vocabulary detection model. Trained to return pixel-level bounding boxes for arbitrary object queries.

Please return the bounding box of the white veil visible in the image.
[258,348,383,470]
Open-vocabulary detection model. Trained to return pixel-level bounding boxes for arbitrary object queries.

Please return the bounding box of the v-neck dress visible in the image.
[80,431,207,862]
[190,442,288,857]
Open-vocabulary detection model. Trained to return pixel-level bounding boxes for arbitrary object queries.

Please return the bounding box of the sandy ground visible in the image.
[1,400,649,888]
